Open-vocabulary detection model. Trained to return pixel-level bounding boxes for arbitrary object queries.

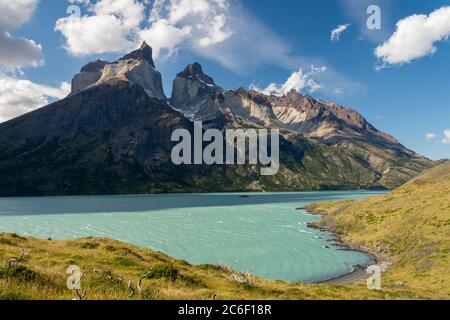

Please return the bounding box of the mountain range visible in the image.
[0,42,433,196]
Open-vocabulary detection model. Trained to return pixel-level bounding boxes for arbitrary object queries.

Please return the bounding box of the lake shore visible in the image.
[296,206,384,285]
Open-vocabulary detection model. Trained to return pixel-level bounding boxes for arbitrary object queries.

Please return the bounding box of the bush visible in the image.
[146,263,178,281]
[0,291,29,300]
[104,245,117,252]
[90,270,126,293]
[0,265,38,282]
[79,242,99,249]
[140,287,159,300]
[113,257,136,267]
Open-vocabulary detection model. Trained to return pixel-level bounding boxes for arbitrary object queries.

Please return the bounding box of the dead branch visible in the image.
[4,248,29,268]
[74,289,87,300]
[127,280,135,298]
[222,265,257,286]
[137,268,153,294]
[70,268,87,300]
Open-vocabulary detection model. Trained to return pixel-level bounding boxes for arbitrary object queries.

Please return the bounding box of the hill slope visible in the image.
[309,161,450,297]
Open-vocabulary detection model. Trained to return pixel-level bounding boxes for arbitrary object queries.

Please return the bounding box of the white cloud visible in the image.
[197,14,232,47]
[426,132,437,141]
[375,6,450,65]
[0,75,70,123]
[55,0,232,58]
[55,0,145,56]
[141,0,233,58]
[139,19,191,59]
[443,130,450,145]
[0,0,38,30]
[0,32,42,69]
[54,0,311,71]
[0,0,43,69]
[251,66,326,97]
[331,24,350,42]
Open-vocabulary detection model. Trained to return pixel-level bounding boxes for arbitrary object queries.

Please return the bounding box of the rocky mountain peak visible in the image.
[170,63,219,116]
[177,62,215,86]
[119,41,155,68]
[70,42,166,100]
[80,59,108,73]
[71,60,108,95]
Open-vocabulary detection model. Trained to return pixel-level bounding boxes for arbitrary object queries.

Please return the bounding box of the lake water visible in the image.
[0,191,384,282]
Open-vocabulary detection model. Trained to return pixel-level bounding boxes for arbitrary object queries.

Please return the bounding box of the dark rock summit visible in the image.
[177,62,215,85]
[170,62,223,122]
[119,41,155,68]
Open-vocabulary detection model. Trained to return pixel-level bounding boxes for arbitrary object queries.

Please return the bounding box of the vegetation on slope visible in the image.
[308,160,450,298]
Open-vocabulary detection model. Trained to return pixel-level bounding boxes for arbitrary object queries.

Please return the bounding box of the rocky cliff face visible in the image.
[71,59,108,95]
[170,63,223,121]
[0,43,434,196]
[70,42,166,100]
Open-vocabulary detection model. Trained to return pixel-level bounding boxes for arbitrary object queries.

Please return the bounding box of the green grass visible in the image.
[308,161,450,299]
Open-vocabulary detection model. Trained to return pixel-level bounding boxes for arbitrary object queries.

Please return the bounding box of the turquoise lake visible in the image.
[0,191,384,282]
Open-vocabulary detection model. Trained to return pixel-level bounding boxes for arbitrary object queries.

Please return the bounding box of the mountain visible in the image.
[170,62,432,188]
[309,160,450,296]
[0,43,433,196]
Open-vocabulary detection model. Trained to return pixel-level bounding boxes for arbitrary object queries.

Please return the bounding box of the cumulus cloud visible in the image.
[55,0,232,58]
[54,0,315,70]
[443,130,450,145]
[146,0,233,58]
[375,6,450,65]
[251,66,326,97]
[55,0,145,56]
[331,24,350,42]
[0,0,43,69]
[0,75,70,123]
[426,132,437,141]
[139,19,191,59]
[0,0,38,30]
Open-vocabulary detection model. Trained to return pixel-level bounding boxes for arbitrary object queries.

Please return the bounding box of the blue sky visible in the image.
[1,0,449,160]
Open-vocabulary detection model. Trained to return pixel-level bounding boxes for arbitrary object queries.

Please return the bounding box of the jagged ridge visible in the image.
[0,43,434,196]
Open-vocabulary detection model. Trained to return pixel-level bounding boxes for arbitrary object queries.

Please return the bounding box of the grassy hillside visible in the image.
[0,162,448,300]
[309,160,450,298]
